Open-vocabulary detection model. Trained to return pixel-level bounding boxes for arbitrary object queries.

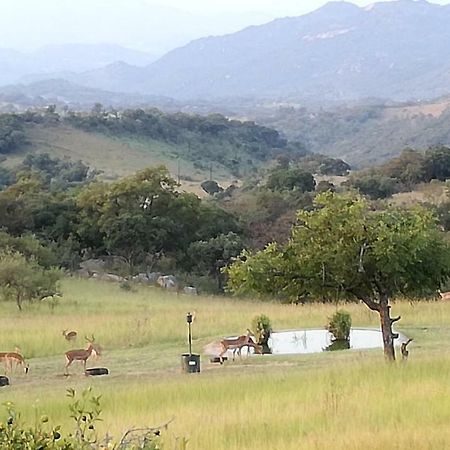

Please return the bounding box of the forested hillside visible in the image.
[0,108,307,183]
[250,100,450,166]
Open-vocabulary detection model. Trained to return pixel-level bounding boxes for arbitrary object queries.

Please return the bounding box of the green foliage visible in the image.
[251,314,273,348]
[266,167,316,192]
[76,167,241,271]
[0,231,58,268]
[0,114,26,154]
[348,146,450,198]
[327,310,352,341]
[187,232,243,290]
[200,180,223,195]
[227,192,450,359]
[0,250,61,310]
[21,153,94,187]
[65,108,297,174]
[315,180,336,193]
[228,192,450,301]
[0,387,167,449]
[349,174,399,199]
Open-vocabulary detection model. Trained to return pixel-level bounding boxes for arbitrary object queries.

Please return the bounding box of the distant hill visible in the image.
[66,0,450,102]
[0,44,157,86]
[0,79,175,112]
[250,98,450,167]
[0,110,307,186]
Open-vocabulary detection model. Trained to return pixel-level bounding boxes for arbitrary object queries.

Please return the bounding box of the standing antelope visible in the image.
[219,330,262,362]
[62,330,78,342]
[64,336,100,374]
[0,352,29,374]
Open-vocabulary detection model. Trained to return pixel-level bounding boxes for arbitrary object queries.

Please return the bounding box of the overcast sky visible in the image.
[1,0,449,54]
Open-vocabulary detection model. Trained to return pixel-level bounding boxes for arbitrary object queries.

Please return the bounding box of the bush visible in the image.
[0,387,178,449]
[251,314,273,353]
[327,310,352,341]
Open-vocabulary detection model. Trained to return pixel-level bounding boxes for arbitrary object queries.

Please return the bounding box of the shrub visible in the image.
[0,387,175,449]
[252,314,273,353]
[327,310,352,341]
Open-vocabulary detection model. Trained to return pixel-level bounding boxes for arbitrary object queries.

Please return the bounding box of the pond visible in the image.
[267,328,409,355]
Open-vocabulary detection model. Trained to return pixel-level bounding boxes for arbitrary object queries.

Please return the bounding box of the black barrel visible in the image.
[0,376,9,387]
[181,353,200,373]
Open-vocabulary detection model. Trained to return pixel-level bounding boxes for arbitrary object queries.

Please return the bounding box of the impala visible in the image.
[0,352,29,374]
[219,330,263,362]
[62,329,78,341]
[64,336,100,374]
[439,290,450,300]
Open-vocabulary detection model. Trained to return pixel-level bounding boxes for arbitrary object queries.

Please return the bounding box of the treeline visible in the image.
[65,107,307,176]
[254,103,450,166]
[0,108,309,177]
[347,146,450,199]
[0,155,245,296]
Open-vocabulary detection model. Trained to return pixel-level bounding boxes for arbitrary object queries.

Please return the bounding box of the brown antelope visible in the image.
[62,329,78,342]
[0,352,29,374]
[64,336,100,374]
[439,290,450,300]
[219,330,262,362]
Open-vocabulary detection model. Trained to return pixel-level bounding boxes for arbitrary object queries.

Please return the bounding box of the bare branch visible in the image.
[390,315,401,324]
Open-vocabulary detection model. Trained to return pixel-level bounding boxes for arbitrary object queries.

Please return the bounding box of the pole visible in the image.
[186,312,193,355]
[188,321,192,355]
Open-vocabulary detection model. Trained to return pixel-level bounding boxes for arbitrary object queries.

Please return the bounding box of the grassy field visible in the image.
[1,278,450,449]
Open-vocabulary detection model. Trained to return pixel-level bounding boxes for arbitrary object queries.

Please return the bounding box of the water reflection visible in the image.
[268,328,408,355]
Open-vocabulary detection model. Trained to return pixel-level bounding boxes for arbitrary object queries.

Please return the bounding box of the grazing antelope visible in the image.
[219,330,262,362]
[0,352,29,374]
[62,330,78,342]
[64,336,100,375]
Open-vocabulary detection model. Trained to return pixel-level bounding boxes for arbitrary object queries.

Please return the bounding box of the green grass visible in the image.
[1,278,450,449]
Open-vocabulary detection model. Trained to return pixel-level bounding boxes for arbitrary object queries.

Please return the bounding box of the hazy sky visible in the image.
[1,0,450,53]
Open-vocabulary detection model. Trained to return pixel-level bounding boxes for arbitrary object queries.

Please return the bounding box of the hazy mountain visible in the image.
[0,43,157,86]
[68,0,450,102]
[0,79,175,112]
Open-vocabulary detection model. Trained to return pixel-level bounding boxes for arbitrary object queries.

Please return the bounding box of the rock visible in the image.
[183,286,198,296]
[146,272,162,283]
[79,259,106,272]
[157,275,179,290]
[92,272,124,282]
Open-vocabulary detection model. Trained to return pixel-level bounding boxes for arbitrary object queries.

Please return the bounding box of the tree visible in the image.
[227,193,450,361]
[187,232,243,290]
[201,180,223,195]
[0,251,61,310]
[266,167,316,192]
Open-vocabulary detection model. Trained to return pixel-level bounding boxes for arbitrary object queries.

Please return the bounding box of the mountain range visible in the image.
[3,1,450,105]
[49,0,450,102]
[0,43,157,87]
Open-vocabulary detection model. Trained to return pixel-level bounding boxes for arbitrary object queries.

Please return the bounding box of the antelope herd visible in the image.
[218,329,263,363]
[1,330,102,378]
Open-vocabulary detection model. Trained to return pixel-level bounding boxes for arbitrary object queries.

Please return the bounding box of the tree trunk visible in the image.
[379,294,399,362]
[16,293,22,311]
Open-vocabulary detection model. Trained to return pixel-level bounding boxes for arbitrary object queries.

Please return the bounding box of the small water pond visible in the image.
[268,328,409,355]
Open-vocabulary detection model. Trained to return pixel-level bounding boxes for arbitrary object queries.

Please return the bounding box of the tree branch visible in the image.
[359,297,381,312]
[358,242,368,273]
[390,315,401,325]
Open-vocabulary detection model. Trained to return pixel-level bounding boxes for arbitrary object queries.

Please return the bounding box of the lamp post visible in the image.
[181,312,200,373]
[186,312,193,355]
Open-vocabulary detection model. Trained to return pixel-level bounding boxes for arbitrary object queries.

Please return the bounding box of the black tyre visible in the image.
[85,367,109,376]
[0,376,10,387]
